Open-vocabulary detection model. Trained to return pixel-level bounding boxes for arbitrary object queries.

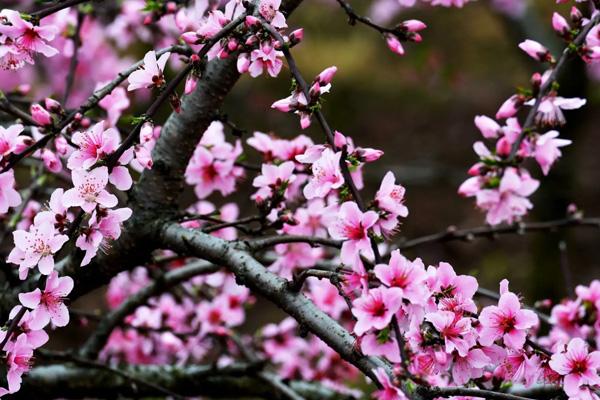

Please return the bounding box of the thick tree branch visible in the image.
[159,223,390,382]
[11,363,354,399]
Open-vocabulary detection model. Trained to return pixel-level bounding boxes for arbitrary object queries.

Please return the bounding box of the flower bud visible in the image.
[44,97,62,113]
[289,28,304,44]
[184,74,198,95]
[385,34,405,56]
[181,31,199,45]
[317,66,337,85]
[570,6,583,24]
[402,19,427,32]
[518,39,552,62]
[30,104,52,126]
[552,12,570,36]
[245,15,259,27]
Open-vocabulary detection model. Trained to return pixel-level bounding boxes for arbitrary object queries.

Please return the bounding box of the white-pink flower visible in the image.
[252,161,296,202]
[0,170,21,214]
[534,130,571,175]
[7,219,68,279]
[301,148,344,199]
[18,270,74,329]
[0,124,26,161]
[258,0,287,28]
[62,167,118,213]
[68,122,121,170]
[127,50,170,91]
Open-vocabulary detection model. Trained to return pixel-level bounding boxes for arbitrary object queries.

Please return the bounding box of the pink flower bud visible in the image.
[317,66,337,85]
[271,100,292,112]
[190,54,200,63]
[184,75,198,95]
[518,39,550,62]
[496,95,523,119]
[334,130,347,148]
[227,38,238,52]
[552,12,569,35]
[30,104,52,126]
[300,113,311,129]
[402,19,427,32]
[474,115,501,139]
[468,162,484,176]
[290,28,304,43]
[237,53,250,74]
[531,72,542,89]
[385,34,405,56]
[245,15,260,27]
[44,98,61,112]
[17,84,30,95]
[54,136,68,156]
[411,33,423,43]
[181,31,199,45]
[570,6,582,23]
[166,2,177,13]
[495,137,512,157]
[143,15,153,25]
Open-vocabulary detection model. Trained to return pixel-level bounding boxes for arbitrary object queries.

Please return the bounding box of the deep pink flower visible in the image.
[63,167,118,213]
[374,250,428,305]
[352,286,403,335]
[549,338,600,398]
[19,270,74,329]
[479,291,538,349]
[326,201,379,264]
[425,310,476,357]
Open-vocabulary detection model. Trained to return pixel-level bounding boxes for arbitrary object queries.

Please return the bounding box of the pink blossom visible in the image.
[326,201,379,264]
[0,124,26,161]
[526,96,586,127]
[0,170,21,214]
[258,0,287,29]
[375,171,408,236]
[427,262,478,313]
[8,219,68,279]
[496,95,524,119]
[374,250,428,304]
[534,130,571,175]
[552,12,570,35]
[18,270,74,329]
[302,148,344,199]
[62,167,118,213]
[361,331,402,363]
[474,115,501,139]
[372,368,405,400]
[385,34,405,56]
[252,161,296,202]
[351,286,403,335]
[452,348,492,385]
[30,103,52,126]
[98,85,130,126]
[425,310,476,356]
[248,41,283,78]
[549,338,600,398]
[3,333,33,394]
[127,50,171,91]
[518,39,551,62]
[479,290,538,349]
[68,122,121,170]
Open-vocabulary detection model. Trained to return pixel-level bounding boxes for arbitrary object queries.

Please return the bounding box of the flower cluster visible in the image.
[458,9,594,225]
